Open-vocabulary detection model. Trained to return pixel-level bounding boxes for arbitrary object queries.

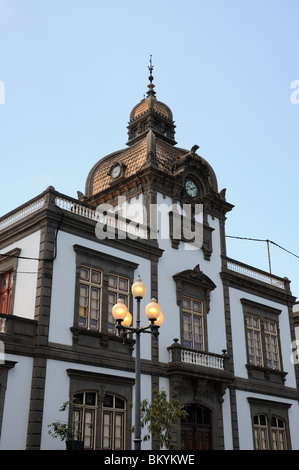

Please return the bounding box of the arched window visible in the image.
[102,394,126,450]
[181,404,212,450]
[253,414,287,450]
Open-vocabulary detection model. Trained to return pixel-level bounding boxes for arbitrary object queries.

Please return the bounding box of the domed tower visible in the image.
[127,57,176,146]
[84,58,233,260]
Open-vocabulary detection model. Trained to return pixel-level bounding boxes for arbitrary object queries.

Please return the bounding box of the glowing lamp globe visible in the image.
[154,312,164,327]
[122,312,132,328]
[112,299,128,322]
[145,298,161,322]
[131,276,146,299]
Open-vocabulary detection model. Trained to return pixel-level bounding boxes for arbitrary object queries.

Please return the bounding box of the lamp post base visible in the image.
[133,437,142,450]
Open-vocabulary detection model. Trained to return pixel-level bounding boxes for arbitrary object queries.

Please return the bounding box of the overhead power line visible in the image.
[226,235,299,275]
[226,236,299,260]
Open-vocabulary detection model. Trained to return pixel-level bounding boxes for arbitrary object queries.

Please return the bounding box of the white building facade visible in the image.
[0,70,298,450]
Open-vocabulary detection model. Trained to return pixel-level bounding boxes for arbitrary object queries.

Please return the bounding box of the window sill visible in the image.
[70,326,135,353]
[246,363,288,384]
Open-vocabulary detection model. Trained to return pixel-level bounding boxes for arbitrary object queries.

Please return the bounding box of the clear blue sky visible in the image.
[1,0,299,297]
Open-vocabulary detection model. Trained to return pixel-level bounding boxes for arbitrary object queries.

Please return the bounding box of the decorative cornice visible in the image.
[173,264,216,292]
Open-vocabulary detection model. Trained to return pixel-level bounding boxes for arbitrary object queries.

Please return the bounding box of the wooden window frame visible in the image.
[249,398,291,450]
[0,248,20,316]
[242,299,283,374]
[182,296,204,350]
[0,271,13,315]
[102,394,126,450]
[107,274,130,334]
[73,391,97,450]
[78,266,102,331]
[173,265,216,353]
[73,245,138,336]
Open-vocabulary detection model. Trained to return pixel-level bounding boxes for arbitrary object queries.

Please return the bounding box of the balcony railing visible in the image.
[168,339,228,371]
[55,194,148,240]
[225,257,288,290]
[0,195,46,230]
[0,187,149,240]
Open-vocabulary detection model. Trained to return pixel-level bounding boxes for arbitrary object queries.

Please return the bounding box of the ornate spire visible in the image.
[127,56,176,146]
[147,55,156,97]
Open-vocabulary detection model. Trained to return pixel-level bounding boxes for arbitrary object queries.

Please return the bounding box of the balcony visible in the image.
[167,339,233,384]
[221,257,294,303]
[0,187,149,240]
[225,257,289,290]
[0,313,37,355]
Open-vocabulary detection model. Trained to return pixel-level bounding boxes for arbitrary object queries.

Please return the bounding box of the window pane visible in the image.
[84,411,94,448]
[104,394,113,408]
[182,297,204,350]
[78,267,102,331]
[80,268,89,281]
[74,393,84,404]
[246,315,263,366]
[79,285,88,305]
[119,277,128,292]
[259,415,267,426]
[73,410,82,440]
[103,412,112,449]
[2,275,9,289]
[108,275,129,335]
[114,414,123,450]
[91,287,99,300]
[108,275,117,288]
[115,397,125,409]
[85,392,96,406]
[182,298,191,310]
[183,313,192,348]
[91,270,101,284]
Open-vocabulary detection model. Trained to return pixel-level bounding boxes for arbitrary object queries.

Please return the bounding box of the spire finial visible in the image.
[147,55,156,96]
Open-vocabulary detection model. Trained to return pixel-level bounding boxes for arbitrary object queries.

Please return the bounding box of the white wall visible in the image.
[0,354,33,450]
[156,193,227,361]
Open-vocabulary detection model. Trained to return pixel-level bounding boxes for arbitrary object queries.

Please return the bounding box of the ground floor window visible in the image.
[253,414,287,450]
[67,369,134,450]
[181,404,212,450]
[248,398,291,450]
[73,392,97,450]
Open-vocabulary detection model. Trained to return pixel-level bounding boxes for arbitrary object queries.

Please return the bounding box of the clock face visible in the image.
[111,165,121,179]
[185,179,198,198]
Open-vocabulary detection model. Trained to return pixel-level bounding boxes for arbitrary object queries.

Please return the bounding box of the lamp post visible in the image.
[112,276,163,451]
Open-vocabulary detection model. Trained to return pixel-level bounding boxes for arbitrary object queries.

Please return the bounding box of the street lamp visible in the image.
[112,276,163,451]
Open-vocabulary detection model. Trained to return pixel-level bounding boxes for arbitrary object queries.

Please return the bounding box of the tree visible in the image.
[134,389,188,450]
